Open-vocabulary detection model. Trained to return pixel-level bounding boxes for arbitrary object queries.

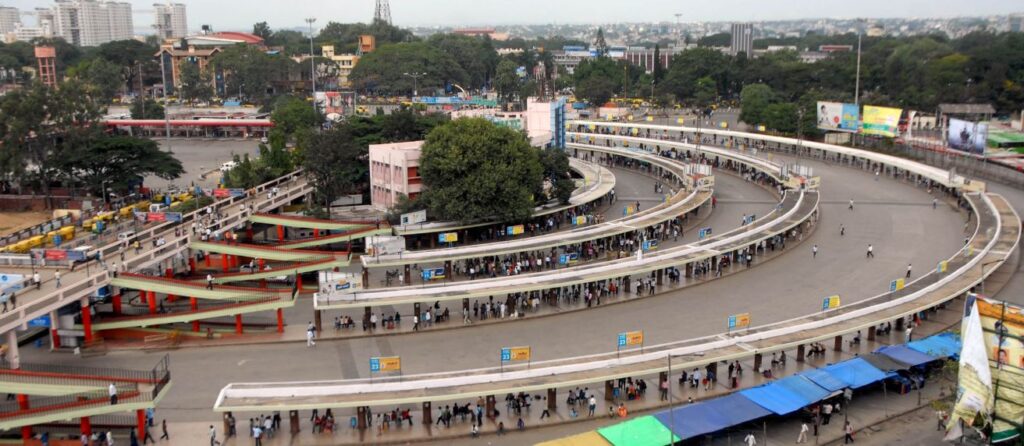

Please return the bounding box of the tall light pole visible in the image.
[306,18,317,117]
[158,42,172,153]
[854,19,864,105]
[403,72,426,97]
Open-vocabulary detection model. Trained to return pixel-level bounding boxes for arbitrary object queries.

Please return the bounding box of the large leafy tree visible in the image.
[69,58,123,103]
[130,98,165,119]
[739,83,775,126]
[419,118,542,222]
[302,127,367,212]
[317,20,415,55]
[177,61,213,105]
[212,44,293,103]
[348,42,467,95]
[493,59,520,106]
[58,136,183,196]
[426,33,498,90]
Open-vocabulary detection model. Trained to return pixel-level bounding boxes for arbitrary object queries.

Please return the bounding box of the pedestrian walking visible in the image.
[306,322,316,347]
[209,425,220,446]
[54,270,61,288]
[797,422,809,443]
[160,420,169,440]
[206,274,214,290]
[844,421,855,443]
[109,383,118,405]
[812,245,818,258]
[866,244,874,258]
[840,224,845,236]
[933,198,938,209]
[848,199,854,211]
[906,263,913,278]
[744,431,757,446]
[34,271,41,290]
[587,396,596,417]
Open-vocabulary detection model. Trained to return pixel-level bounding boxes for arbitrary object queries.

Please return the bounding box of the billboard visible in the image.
[501,346,531,362]
[948,118,989,155]
[369,356,401,373]
[365,236,405,256]
[950,296,1024,443]
[816,102,860,132]
[400,210,427,226]
[861,105,903,137]
[317,271,361,299]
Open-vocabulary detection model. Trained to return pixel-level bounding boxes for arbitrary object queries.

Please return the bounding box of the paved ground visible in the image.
[147,139,262,191]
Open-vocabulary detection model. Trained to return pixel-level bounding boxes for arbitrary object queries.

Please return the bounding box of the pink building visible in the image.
[369,141,423,211]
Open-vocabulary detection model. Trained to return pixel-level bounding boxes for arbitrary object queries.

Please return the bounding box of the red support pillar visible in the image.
[136,409,146,440]
[295,274,303,290]
[277,225,285,241]
[221,254,229,273]
[314,229,320,239]
[140,290,148,304]
[80,416,92,437]
[189,257,196,273]
[258,259,267,288]
[235,314,243,334]
[204,253,212,268]
[277,309,284,333]
[50,329,60,349]
[17,394,31,441]
[190,298,200,332]
[165,269,176,302]
[148,291,157,315]
[230,255,239,268]
[112,294,122,315]
[246,226,254,241]
[82,305,93,343]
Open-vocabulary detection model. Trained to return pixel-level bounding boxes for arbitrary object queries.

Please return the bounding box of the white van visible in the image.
[117,231,135,242]
[220,161,239,172]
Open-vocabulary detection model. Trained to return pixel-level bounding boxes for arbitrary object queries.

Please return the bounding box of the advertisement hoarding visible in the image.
[816,102,860,132]
[948,118,989,155]
[438,232,458,244]
[727,313,751,330]
[400,210,427,226]
[369,356,401,373]
[861,106,903,137]
[501,346,531,362]
[822,295,841,310]
[317,271,361,299]
[617,331,644,347]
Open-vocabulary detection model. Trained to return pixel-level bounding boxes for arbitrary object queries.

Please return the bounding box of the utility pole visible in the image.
[157,39,172,153]
[854,18,865,105]
[403,72,426,97]
[306,18,317,117]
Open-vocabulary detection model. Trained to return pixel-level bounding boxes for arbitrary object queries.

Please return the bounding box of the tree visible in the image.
[538,149,574,204]
[573,57,626,105]
[594,28,609,57]
[348,42,467,95]
[576,75,617,107]
[253,22,273,41]
[427,33,498,90]
[177,61,213,105]
[493,59,520,106]
[740,84,775,125]
[212,44,293,103]
[59,136,183,196]
[652,44,664,83]
[419,118,542,222]
[130,98,165,119]
[302,127,367,211]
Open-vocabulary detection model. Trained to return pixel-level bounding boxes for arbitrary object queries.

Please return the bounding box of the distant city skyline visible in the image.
[2,0,1021,32]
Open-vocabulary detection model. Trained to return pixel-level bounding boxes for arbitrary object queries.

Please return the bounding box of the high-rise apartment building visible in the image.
[154,2,187,39]
[52,0,134,47]
[730,22,754,57]
[1011,14,1024,33]
[0,7,20,36]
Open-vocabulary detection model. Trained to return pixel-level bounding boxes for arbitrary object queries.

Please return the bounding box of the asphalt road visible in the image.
[145,139,262,191]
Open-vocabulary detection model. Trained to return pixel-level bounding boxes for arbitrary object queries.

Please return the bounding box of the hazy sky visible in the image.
[6,0,1022,30]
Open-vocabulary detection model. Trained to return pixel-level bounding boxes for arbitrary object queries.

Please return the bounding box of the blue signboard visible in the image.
[228,189,246,198]
[698,227,713,239]
[500,348,511,362]
[369,357,380,372]
[558,252,579,265]
[422,268,446,281]
[65,250,87,262]
[642,240,659,251]
[617,333,627,347]
[28,315,51,328]
[166,212,183,223]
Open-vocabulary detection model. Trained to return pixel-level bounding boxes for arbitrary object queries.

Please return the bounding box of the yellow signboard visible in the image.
[822,295,841,310]
[676,117,685,125]
[370,356,401,372]
[502,346,531,362]
[508,225,525,236]
[937,260,949,273]
[861,105,903,137]
[618,331,644,347]
[645,116,654,122]
[438,232,458,243]
[728,313,751,330]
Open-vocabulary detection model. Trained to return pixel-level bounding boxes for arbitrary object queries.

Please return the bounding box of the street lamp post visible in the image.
[158,46,172,153]
[306,18,317,117]
[854,19,864,105]
[403,72,426,97]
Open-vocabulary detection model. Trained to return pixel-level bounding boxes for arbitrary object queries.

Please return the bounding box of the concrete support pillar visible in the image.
[356,406,368,429]
[404,265,411,285]
[868,327,876,341]
[444,260,452,279]
[707,362,718,380]
[80,416,92,437]
[421,402,431,426]
[604,380,615,402]
[81,298,93,343]
[314,309,322,334]
[895,317,905,331]
[485,395,497,419]
[230,254,238,268]
[796,344,805,362]
[188,257,196,273]
[833,335,843,352]
[18,394,30,440]
[4,331,19,369]
[361,268,369,289]
[754,353,763,372]
[313,229,320,239]
[235,314,243,334]
[136,409,146,441]
[656,268,664,286]
[547,388,557,410]
[205,252,212,268]
[277,309,284,333]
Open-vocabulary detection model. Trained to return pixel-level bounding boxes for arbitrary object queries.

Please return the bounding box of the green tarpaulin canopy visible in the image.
[597,415,680,446]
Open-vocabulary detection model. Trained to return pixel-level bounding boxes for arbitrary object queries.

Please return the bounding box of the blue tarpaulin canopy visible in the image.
[740,375,830,415]
[875,345,942,367]
[653,393,772,440]
[906,333,961,358]
[798,368,848,392]
[818,357,892,389]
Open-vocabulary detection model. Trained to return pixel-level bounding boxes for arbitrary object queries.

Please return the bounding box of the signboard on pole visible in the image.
[559,252,579,265]
[822,295,841,310]
[698,227,713,239]
[861,105,903,137]
[617,331,644,348]
[727,313,751,330]
[421,267,446,281]
[947,118,988,155]
[506,225,525,236]
[500,346,531,362]
[641,240,659,251]
[937,260,949,273]
[573,216,586,226]
[889,278,906,292]
[318,271,361,299]
[438,232,458,244]
[369,356,401,373]
[400,210,427,226]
